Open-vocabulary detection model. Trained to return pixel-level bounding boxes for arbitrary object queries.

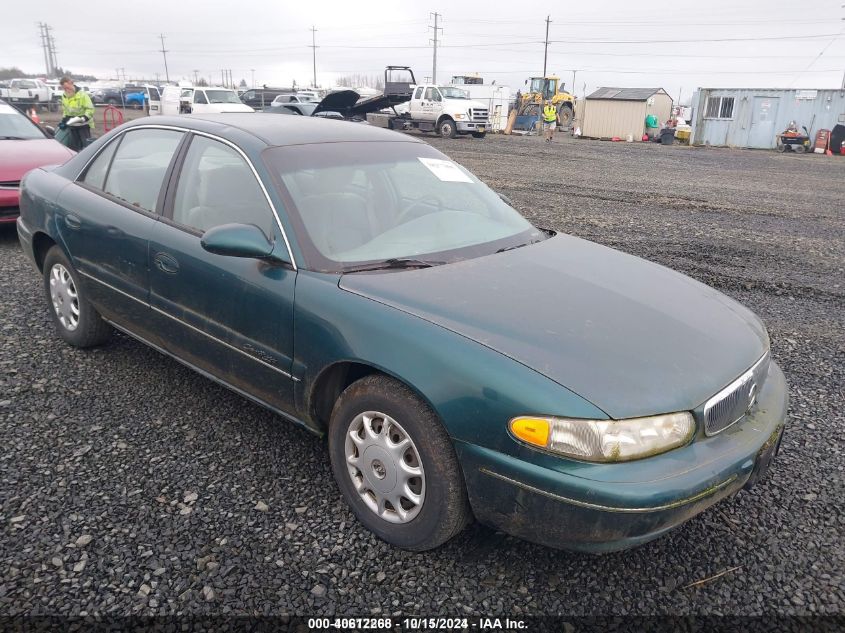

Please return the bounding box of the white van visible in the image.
[160,85,253,116]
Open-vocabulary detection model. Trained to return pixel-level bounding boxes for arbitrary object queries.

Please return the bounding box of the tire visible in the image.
[106,97,119,106]
[776,143,787,153]
[471,132,486,139]
[438,117,457,139]
[557,104,573,129]
[42,246,111,348]
[328,374,471,551]
[794,145,806,154]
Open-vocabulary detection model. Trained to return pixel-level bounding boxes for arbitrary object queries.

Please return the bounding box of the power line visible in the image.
[549,33,844,44]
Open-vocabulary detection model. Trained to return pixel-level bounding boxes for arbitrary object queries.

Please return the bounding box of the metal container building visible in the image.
[578,88,673,139]
[690,88,845,149]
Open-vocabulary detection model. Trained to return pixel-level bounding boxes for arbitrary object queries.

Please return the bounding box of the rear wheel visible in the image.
[438,117,457,139]
[328,374,471,550]
[794,144,806,154]
[42,246,111,348]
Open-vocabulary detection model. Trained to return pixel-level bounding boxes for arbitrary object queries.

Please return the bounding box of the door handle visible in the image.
[153,252,180,274]
[64,214,81,230]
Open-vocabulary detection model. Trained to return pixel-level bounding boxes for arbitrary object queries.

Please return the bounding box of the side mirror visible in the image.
[201,223,278,260]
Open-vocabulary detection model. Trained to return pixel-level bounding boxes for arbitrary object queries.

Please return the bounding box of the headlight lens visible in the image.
[454,113,465,120]
[509,412,695,462]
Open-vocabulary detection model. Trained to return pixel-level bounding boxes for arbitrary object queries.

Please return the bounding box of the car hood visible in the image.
[0,139,74,181]
[313,90,360,116]
[339,235,769,419]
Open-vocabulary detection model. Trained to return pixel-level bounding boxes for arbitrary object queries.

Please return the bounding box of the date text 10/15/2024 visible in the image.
[307,617,528,630]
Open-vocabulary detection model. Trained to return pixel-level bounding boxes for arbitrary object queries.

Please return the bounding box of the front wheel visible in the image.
[328,375,471,551]
[42,246,111,348]
[557,104,573,129]
[438,117,457,139]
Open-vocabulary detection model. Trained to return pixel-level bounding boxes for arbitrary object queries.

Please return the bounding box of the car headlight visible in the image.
[509,412,695,462]
[454,113,465,120]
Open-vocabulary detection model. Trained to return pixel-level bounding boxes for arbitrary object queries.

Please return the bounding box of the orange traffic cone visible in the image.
[29,108,40,124]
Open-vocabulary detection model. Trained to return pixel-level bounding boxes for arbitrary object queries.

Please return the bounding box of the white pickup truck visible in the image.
[0,78,51,108]
[367,84,490,139]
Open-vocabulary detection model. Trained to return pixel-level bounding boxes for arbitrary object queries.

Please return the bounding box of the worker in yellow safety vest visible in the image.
[58,76,95,151]
[542,102,558,143]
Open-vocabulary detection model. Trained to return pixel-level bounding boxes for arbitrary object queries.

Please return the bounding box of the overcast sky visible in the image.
[2,0,844,102]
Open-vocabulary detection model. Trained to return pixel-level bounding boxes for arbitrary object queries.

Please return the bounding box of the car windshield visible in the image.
[205,90,241,104]
[0,105,47,140]
[440,87,469,99]
[264,142,544,271]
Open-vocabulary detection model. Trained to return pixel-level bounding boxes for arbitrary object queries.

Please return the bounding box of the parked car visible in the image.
[124,85,163,114]
[90,86,126,106]
[161,86,254,115]
[0,78,52,108]
[269,94,320,116]
[16,114,787,552]
[240,87,290,109]
[0,100,74,223]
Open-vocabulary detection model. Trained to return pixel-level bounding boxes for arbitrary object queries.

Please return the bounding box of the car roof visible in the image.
[127,113,424,148]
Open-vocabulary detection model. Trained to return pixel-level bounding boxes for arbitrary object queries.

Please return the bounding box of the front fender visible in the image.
[292,271,606,453]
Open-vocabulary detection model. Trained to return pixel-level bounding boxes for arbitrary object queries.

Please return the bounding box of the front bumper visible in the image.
[458,361,788,553]
[456,121,488,133]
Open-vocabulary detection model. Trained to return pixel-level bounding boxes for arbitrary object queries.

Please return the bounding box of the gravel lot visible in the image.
[1,132,843,618]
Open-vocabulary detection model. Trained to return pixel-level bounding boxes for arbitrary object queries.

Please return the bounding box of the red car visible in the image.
[0,101,75,223]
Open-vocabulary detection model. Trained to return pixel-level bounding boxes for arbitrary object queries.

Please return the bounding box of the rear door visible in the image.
[147,86,162,115]
[56,127,186,340]
[148,132,298,413]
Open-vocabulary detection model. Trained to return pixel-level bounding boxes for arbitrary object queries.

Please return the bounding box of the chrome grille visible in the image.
[469,108,489,123]
[703,351,771,436]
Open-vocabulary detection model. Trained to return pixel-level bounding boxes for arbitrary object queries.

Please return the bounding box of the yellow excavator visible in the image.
[515,76,576,131]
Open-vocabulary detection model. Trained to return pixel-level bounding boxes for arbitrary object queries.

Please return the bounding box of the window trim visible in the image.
[74,124,297,269]
[704,95,735,120]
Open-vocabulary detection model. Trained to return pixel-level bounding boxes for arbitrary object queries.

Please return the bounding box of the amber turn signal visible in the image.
[509,417,550,448]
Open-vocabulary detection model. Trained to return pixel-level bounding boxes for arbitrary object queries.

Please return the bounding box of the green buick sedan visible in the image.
[17,115,787,552]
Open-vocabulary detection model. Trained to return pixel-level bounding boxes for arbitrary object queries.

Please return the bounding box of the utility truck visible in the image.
[0,79,51,109]
[327,66,490,138]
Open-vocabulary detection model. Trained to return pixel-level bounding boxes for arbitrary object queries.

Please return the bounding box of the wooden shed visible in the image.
[578,88,673,139]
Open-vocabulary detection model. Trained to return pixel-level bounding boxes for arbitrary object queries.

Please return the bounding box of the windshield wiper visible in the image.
[0,136,28,140]
[495,239,542,254]
[342,258,445,273]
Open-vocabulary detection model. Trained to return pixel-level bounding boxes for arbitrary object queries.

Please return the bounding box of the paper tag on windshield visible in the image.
[418,157,473,183]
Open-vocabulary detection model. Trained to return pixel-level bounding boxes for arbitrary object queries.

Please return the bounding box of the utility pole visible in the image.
[309,26,318,88]
[543,15,551,77]
[46,25,58,77]
[193,69,199,84]
[571,69,578,93]
[38,23,51,77]
[159,34,170,83]
[429,13,442,84]
[250,68,255,88]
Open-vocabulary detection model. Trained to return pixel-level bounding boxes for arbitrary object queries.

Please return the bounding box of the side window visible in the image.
[424,87,435,101]
[194,90,208,104]
[432,89,442,102]
[414,87,424,100]
[102,129,184,212]
[171,135,274,237]
[81,138,120,190]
